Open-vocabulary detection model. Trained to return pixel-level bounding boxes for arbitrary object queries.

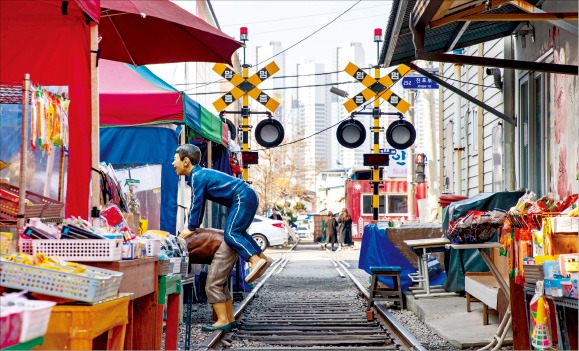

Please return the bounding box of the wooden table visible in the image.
[448,242,511,351]
[403,237,455,298]
[37,295,130,350]
[89,257,159,350]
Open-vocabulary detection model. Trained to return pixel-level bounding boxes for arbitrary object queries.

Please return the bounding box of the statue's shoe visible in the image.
[201,322,232,332]
[245,258,267,283]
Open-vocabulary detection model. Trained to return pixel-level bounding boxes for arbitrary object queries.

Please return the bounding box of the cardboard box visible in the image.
[544,277,571,297]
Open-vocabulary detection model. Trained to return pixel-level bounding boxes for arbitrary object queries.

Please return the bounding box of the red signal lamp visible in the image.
[415,153,426,165]
[374,28,383,42]
[240,27,248,41]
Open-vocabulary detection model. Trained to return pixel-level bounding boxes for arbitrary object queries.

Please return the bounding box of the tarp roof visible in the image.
[99,59,227,146]
[380,0,544,67]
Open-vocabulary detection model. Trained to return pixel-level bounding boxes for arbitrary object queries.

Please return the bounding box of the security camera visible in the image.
[485,68,503,90]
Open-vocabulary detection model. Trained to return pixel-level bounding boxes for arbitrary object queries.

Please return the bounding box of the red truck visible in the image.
[345,169,428,240]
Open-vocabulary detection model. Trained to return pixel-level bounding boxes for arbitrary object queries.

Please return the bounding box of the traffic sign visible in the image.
[212,62,281,112]
[402,76,439,89]
[342,63,412,114]
[379,148,397,155]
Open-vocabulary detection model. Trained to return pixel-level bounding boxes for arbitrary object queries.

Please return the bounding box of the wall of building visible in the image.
[513,0,578,198]
[440,39,506,197]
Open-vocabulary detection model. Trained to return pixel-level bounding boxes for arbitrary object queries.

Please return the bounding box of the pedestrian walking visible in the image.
[324,211,338,251]
[337,208,353,249]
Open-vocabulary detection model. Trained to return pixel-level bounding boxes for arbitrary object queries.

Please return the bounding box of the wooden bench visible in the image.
[368,266,404,309]
[465,272,508,325]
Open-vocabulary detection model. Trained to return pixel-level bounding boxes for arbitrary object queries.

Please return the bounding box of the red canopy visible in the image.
[99,0,242,65]
[1,0,97,218]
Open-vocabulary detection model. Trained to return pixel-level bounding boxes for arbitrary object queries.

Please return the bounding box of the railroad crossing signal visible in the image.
[343,63,412,114]
[212,62,280,113]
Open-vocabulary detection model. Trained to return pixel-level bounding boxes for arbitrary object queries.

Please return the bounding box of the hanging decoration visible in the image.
[30,85,69,155]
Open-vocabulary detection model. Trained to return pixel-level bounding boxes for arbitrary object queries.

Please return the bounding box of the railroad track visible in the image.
[196,241,425,351]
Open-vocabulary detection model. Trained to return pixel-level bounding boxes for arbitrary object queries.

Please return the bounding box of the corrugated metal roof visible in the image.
[380,0,543,67]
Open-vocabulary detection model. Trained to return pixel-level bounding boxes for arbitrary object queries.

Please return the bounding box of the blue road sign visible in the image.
[379,148,397,155]
[402,76,439,89]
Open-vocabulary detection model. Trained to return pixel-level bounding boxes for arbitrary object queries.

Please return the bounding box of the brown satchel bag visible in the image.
[184,228,224,264]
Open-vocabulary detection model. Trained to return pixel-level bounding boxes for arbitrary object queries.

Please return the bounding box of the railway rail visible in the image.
[195,241,425,351]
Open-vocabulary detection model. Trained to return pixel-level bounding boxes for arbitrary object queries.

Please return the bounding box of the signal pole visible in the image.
[371,28,382,221]
[407,90,416,220]
[240,27,250,182]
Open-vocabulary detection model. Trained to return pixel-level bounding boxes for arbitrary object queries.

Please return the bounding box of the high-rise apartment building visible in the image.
[332,42,370,169]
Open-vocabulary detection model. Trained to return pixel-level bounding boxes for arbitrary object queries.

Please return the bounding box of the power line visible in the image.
[250,14,385,36]
[175,66,377,89]
[185,81,358,96]
[222,4,390,27]
[255,0,362,67]
[431,72,497,89]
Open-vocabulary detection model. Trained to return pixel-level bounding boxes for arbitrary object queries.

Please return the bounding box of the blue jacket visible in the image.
[187,165,248,231]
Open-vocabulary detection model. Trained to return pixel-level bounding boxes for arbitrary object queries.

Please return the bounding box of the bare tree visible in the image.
[249,139,314,214]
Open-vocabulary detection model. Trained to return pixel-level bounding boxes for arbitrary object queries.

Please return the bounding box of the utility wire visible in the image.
[174,66,376,89]
[180,1,361,93]
[430,72,497,89]
[222,4,390,27]
[255,0,362,67]
[185,80,357,96]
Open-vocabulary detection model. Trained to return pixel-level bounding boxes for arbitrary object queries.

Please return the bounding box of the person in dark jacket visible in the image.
[337,208,353,249]
[324,211,338,251]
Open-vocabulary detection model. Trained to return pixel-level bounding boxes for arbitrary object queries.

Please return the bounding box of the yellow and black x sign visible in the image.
[343,63,412,114]
[212,62,280,113]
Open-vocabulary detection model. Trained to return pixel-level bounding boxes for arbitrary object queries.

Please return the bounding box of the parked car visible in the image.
[248,215,287,250]
[295,226,311,238]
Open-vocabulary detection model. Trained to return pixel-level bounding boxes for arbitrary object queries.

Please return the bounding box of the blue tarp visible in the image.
[358,224,417,292]
[100,126,181,234]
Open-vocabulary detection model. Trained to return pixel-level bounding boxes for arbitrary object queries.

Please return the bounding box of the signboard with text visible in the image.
[402,76,439,89]
[385,149,408,178]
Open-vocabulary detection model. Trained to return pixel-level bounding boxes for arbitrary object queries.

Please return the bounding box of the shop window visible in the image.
[361,194,408,215]
[361,194,386,215]
[387,195,408,214]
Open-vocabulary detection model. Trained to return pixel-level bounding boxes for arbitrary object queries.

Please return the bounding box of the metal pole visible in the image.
[407,91,416,220]
[17,73,31,232]
[371,38,381,222]
[241,32,250,182]
[90,22,100,220]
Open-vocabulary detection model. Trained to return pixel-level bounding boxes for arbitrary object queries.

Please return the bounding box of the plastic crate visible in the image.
[146,239,162,257]
[180,257,190,278]
[0,184,63,220]
[31,239,122,262]
[18,239,33,255]
[0,261,123,303]
[17,300,56,342]
[0,305,22,349]
[158,260,170,276]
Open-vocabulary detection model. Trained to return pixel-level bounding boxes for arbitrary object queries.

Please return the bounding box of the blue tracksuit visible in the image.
[187,165,261,260]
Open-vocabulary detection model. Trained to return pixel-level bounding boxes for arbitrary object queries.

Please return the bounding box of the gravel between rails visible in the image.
[167,242,460,350]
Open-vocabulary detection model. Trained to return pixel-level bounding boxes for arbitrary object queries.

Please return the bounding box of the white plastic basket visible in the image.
[31,239,122,262]
[18,239,33,255]
[0,261,123,303]
[146,239,162,257]
[17,300,56,342]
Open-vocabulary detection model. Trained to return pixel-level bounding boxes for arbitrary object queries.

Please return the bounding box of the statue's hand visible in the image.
[178,228,196,239]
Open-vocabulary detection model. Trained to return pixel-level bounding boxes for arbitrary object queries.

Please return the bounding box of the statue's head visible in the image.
[173,144,201,176]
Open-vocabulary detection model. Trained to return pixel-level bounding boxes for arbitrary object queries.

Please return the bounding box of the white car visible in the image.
[295,226,311,238]
[248,215,287,250]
